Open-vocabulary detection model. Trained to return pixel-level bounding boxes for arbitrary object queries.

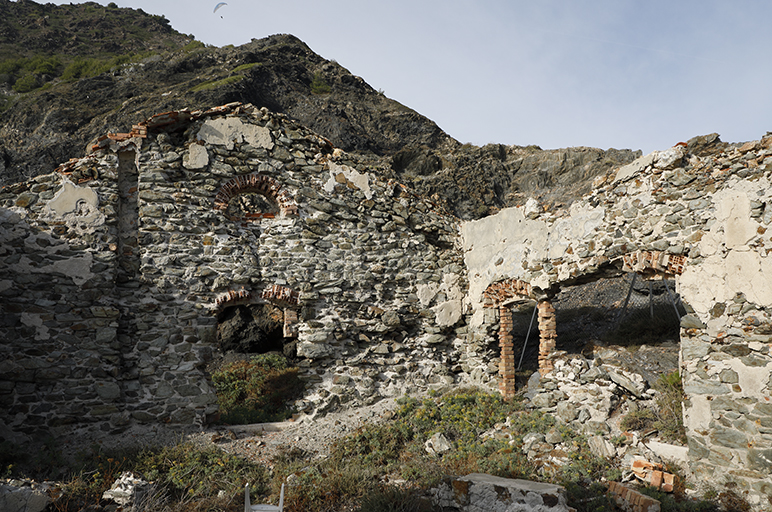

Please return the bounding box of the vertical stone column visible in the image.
[498,305,516,399]
[537,300,557,376]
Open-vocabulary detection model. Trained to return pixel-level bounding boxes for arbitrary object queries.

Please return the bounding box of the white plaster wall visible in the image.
[679,176,772,318]
[461,201,604,327]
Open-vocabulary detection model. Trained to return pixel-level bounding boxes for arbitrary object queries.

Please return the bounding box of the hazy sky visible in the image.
[53,1,772,154]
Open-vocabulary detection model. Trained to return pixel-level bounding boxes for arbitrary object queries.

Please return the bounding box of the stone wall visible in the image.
[0,103,494,445]
[461,136,772,506]
[3,99,771,506]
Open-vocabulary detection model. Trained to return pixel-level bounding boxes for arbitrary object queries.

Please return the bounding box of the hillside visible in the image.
[0,0,641,218]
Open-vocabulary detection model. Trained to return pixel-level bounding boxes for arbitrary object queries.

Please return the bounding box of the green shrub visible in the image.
[310,72,331,94]
[190,75,245,92]
[133,443,269,499]
[211,353,304,424]
[232,62,260,73]
[356,485,437,512]
[12,73,39,93]
[183,40,206,52]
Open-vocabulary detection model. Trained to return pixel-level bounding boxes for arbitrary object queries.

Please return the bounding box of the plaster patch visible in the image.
[433,300,462,327]
[683,394,712,433]
[183,143,209,169]
[44,177,105,233]
[324,162,372,199]
[417,283,439,307]
[714,187,756,248]
[680,249,772,318]
[197,118,273,150]
[441,273,464,301]
[728,359,772,398]
[20,312,49,341]
[13,252,94,287]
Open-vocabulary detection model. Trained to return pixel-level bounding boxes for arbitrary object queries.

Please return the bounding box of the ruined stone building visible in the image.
[1,103,770,503]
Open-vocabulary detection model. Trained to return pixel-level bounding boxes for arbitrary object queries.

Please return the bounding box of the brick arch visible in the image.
[214,173,298,220]
[483,279,557,399]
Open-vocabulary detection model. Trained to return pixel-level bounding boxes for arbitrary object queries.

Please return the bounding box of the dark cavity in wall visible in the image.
[225,192,279,220]
[216,304,286,355]
[502,301,540,373]
[116,150,139,285]
[552,274,684,353]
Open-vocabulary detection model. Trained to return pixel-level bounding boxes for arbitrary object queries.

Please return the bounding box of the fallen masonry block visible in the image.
[432,473,575,512]
[608,481,661,512]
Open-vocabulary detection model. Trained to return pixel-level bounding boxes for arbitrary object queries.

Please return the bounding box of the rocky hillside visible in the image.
[0,0,642,219]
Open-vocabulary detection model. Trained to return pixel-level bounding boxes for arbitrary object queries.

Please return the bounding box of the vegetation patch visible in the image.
[190,75,245,92]
[311,72,331,94]
[211,353,304,424]
[232,62,261,73]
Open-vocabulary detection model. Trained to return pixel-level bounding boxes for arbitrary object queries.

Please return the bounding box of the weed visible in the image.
[182,40,207,53]
[640,486,720,512]
[620,407,657,432]
[232,62,260,73]
[653,371,686,444]
[356,484,438,512]
[190,75,245,92]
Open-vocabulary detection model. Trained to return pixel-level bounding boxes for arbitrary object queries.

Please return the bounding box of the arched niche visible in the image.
[214,173,298,221]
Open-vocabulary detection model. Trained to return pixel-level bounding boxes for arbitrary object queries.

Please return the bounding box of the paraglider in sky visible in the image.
[213,2,227,17]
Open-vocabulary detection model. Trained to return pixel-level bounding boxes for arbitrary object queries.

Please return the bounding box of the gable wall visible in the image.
[0,104,491,445]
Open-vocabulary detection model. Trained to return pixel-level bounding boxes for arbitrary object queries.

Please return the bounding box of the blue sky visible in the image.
[52,1,772,154]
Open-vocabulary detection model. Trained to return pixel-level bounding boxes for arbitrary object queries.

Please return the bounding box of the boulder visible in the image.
[0,482,50,512]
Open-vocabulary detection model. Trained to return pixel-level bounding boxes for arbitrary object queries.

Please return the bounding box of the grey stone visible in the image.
[556,401,577,422]
[680,315,706,329]
[587,435,616,459]
[95,381,121,400]
[0,483,50,512]
[425,432,452,455]
[297,341,334,359]
[710,426,748,449]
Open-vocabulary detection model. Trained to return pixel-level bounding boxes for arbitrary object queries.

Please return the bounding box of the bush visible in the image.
[12,73,39,93]
[310,72,331,94]
[356,485,437,512]
[49,442,270,511]
[211,353,304,424]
